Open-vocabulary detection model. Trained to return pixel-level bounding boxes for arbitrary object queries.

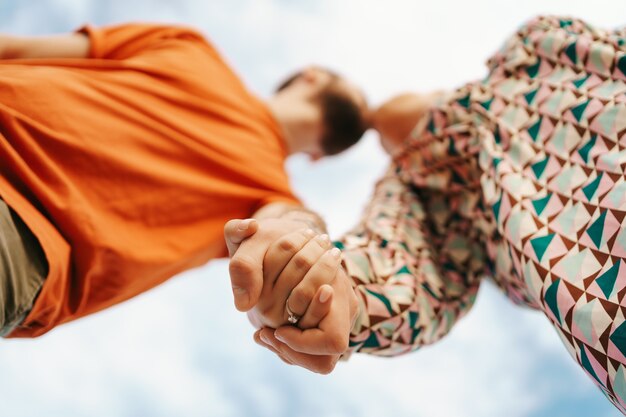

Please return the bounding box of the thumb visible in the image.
[224,219,258,257]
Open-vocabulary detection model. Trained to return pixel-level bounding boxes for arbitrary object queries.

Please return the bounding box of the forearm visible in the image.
[0,33,90,60]
[339,167,484,357]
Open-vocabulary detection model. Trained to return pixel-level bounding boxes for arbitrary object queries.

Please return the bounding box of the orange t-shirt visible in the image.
[0,24,299,337]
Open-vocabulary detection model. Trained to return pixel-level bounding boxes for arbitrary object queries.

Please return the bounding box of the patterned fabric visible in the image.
[339,16,626,412]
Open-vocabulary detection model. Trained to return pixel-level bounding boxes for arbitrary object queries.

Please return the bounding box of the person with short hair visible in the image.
[0,23,369,338]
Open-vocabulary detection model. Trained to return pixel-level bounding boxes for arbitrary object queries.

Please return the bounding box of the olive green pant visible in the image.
[0,198,47,336]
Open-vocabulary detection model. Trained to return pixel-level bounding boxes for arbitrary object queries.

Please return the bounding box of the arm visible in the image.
[339,167,485,356]
[0,33,90,59]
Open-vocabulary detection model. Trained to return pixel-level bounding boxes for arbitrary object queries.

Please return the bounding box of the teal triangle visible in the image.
[531,233,555,262]
[579,343,603,385]
[582,173,603,201]
[532,193,552,216]
[528,117,542,141]
[565,41,578,64]
[618,55,626,76]
[559,18,573,28]
[333,241,345,250]
[544,278,561,324]
[596,260,621,299]
[578,135,597,163]
[365,289,394,315]
[362,331,380,348]
[411,327,422,341]
[571,100,590,122]
[397,265,410,275]
[492,196,502,223]
[457,95,470,109]
[427,116,436,134]
[524,88,538,105]
[531,157,549,179]
[479,98,493,111]
[527,58,541,78]
[586,210,607,249]
[493,157,502,169]
[408,311,419,328]
[572,74,590,89]
[494,126,502,144]
[610,321,626,359]
[448,136,458,156]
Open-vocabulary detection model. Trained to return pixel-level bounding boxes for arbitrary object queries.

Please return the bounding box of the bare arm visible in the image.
[0,33,90,60]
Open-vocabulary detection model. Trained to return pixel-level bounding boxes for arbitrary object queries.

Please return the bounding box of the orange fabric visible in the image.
[0,23,299,337]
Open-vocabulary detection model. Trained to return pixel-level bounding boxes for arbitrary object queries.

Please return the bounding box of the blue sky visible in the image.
[0,1,623,416]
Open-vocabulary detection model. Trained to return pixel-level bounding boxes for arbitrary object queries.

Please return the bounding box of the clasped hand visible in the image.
[224,218,358,374]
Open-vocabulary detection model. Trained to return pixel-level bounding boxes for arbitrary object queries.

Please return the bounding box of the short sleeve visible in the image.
[76,23,208,60]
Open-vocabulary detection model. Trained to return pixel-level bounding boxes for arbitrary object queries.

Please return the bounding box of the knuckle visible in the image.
[326,332,348,353]
[289,288,314,311]
[277,237,299,253]
[315,358,336,375]
[229,255,255,276]
[293,253,315,270]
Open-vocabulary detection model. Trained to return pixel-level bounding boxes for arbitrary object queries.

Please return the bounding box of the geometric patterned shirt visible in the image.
[339,17,626,411]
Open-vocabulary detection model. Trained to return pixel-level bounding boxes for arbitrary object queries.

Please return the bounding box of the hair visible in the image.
[275,69,368,156]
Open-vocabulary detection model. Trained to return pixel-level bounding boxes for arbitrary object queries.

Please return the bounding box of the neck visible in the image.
[267,96,320,156]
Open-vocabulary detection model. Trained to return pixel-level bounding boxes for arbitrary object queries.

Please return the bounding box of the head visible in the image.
[269,67,369,160]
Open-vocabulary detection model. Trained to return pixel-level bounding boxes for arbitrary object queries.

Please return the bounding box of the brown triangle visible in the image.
[612,210,626,224]
[369,315,391,327]
[607,233,619,252]
[573,124,587,137]
[583,273,599,289]
[599,327,611,353]
[558,194,570,205]
[591,249,610,266]
[588,343,609,365]
[561,235,576,250]
[564,281,585,301]
[610,358,622,372]
[581,166,593,177]
[583,203,597,216]
[550,254,566,268]
[534,262,550,280]
[599,299,619,319]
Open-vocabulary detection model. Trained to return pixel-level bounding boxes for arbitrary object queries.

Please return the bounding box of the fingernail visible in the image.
[319,285,332,303]
[330,247,341,259]
[260,333,270,344]
[232,286,249,306]
[237,219,252,231]
[317,234,330,245]
[304,228,315,237]
[274,332,285,342]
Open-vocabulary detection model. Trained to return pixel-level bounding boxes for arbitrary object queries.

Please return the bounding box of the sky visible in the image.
[0,1,624,416]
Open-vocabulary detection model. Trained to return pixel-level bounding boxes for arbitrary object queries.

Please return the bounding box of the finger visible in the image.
[224,219,258,257]
[253,329,293,365]
[229,230,269,312]
[272,235,332,315]
[261,329,340,375]
[297,284,333,329]
[274,290,351,356]
[262,228,317,288]
[286,248,341,322]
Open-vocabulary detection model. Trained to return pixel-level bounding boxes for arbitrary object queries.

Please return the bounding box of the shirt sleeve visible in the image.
[339,84,492,357]
[338,167,486,357]
[77,23,208,60]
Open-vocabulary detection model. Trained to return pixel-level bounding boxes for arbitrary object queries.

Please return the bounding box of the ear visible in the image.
[301,66,328,86]
[309,151,324,162]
